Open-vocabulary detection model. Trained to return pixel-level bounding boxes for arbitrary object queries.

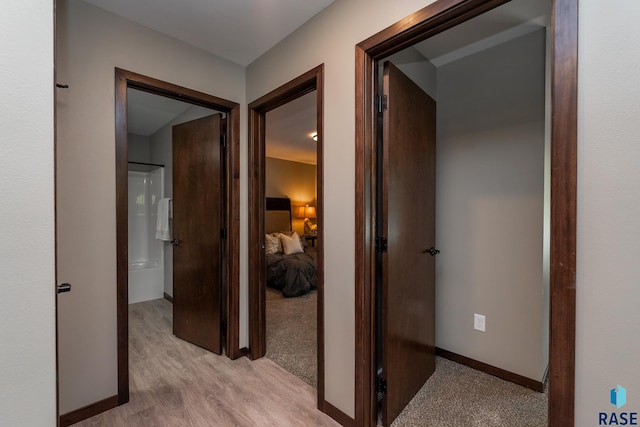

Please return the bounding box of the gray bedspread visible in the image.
[266,249,317,297]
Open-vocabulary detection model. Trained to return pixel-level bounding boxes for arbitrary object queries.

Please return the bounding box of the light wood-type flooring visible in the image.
[75,298,339,426]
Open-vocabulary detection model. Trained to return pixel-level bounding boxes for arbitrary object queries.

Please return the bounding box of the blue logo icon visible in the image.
[599,385,637,425]
[611,385,627,409]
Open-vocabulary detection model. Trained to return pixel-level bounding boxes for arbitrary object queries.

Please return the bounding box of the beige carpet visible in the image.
[389,357,548,427]
[264,286,547,425]
[265,287,317,388]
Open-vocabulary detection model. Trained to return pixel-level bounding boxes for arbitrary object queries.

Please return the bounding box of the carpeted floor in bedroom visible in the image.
[265,287,318,388]
[265,287,548,426]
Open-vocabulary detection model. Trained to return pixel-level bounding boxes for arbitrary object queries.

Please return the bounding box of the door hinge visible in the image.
[376,375,387,395]
[221,319,227,334]
[376,95,388,113]
[221,228,227,239]
[221,133,227,148]
[375,236,388,253]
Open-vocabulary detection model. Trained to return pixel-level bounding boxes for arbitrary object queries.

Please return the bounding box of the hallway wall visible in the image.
[246,0,447,416]
[248,0,640,420]
[4,1,640,424]
[0,1,56,424]
[55,0,245,414]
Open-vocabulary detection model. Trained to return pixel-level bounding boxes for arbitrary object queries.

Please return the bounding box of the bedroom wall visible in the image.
[265,157,317,235]
[55,0,246,414]
[435,30,546,381]
[0,0,56,424]
[149,106,221,298]
[380,30,548,382]
[383,27,550,386]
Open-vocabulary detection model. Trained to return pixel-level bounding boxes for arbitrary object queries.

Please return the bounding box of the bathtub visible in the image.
[128,167,165,304]
[128,260,164,304]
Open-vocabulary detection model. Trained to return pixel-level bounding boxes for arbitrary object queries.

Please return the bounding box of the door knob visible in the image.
[57,283,72,293]
[425,247,440,256]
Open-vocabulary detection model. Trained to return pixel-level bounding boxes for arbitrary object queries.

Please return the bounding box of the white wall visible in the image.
[576,0,640,424]
[0,1,56,425]
[55,0,246,414]
[435,30,546,381]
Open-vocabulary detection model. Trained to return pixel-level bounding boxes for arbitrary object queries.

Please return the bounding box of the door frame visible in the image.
[247,65,325,407]
[355,0,577,426]
[115,68,242,405]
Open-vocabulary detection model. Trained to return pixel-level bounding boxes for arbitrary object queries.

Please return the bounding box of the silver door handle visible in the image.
[171,239,180,246]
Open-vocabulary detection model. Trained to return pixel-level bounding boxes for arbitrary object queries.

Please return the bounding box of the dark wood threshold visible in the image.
[59,395,118,427]
[237,347,250,358]
[323,401,356,427]
[436,347,545,393]
[163,292,173,303]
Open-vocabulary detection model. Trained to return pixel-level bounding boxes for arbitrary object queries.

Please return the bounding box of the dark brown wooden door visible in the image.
[172,114,223,354]
[381,61,437,425]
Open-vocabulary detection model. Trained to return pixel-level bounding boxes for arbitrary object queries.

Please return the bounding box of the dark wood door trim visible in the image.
[355,0,577,426]
[115,68,241,408]
[548,0,578,422]
[59,395,118,427]
[247,65,326,410]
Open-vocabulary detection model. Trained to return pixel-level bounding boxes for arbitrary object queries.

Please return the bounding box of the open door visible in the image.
[172,113,224,354]
[379,61,437,425]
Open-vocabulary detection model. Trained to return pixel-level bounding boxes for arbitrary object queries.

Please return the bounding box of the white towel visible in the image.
[155,198,171,241]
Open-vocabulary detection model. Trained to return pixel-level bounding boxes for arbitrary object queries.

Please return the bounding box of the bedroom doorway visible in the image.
[355,0,577,426]
[248,65,325,405]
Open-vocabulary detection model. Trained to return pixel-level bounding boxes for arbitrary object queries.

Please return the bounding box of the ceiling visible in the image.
[127,87,317,165]
[413,0,550,66]
[121,0,548,164]
[128,89,191,136]
[81,0,334,67]
[266,92,317,165]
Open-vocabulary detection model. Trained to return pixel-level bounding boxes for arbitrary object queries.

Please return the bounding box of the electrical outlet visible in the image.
[474,314,486,332]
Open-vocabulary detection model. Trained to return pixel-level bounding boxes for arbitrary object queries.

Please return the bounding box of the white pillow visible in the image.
[280,232,304,255]
[265,234,279,255]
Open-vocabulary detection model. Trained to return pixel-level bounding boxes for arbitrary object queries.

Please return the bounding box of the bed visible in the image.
[265,197,317,297]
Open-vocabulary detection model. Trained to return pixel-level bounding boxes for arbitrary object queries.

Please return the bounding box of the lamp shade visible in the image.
[296,205,317,219]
